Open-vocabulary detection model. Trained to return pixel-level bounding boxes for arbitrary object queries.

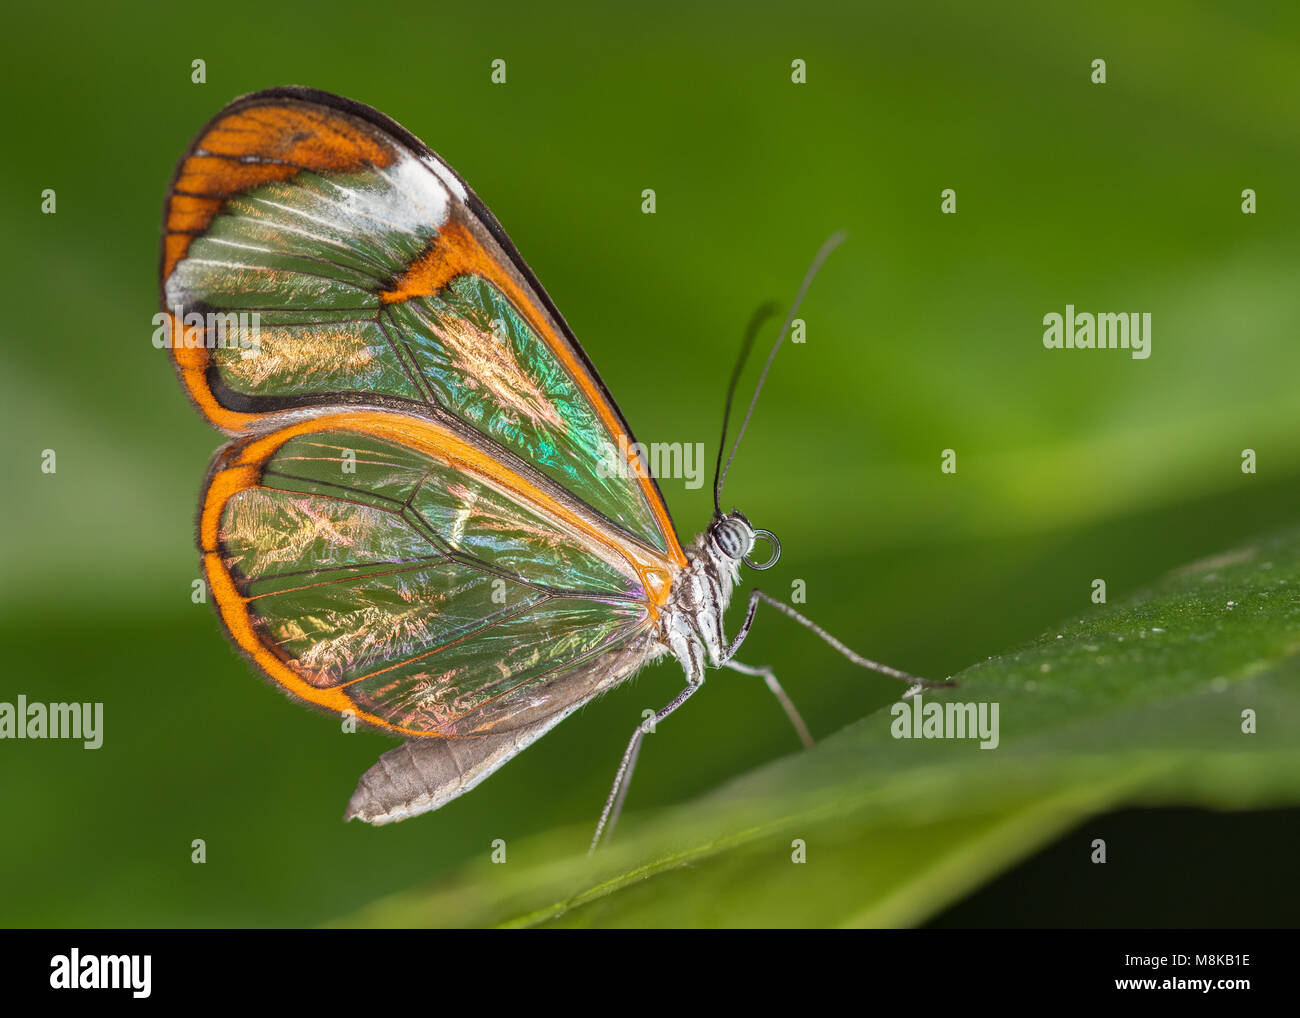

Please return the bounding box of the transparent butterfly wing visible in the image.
[201,412,668,738]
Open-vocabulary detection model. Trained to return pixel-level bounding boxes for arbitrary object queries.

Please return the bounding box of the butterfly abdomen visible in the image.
[346,709,577,825]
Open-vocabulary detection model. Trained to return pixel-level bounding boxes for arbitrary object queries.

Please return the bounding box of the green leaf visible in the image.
[334,527,1300,928]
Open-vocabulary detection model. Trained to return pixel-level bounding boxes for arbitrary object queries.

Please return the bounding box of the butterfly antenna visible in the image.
[716,230,848,505]
[713,301,780,515]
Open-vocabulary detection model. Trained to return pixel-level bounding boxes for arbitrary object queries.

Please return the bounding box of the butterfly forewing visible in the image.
[163,87,682,560]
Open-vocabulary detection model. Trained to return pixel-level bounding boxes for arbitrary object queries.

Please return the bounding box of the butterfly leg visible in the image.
[724,659,814,749]
[724,589,956,690]
[589,681,702,855]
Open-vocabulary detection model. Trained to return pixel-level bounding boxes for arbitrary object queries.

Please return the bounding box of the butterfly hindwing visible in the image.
[201,410,669,738]
[163,86,683,562]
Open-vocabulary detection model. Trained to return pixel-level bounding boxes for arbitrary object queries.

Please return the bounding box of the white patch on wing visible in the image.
[332,151,451,236]
[383,151,454,229]
[421,153,469,204]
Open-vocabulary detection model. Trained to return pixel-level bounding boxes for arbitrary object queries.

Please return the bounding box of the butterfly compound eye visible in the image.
[709,516,752,561]
[710,513,779,569]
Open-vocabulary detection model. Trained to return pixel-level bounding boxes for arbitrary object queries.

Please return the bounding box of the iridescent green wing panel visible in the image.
[206,418,656,736]
[384,276,647,540]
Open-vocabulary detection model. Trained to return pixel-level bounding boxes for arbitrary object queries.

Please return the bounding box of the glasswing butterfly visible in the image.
[160,87,950,850]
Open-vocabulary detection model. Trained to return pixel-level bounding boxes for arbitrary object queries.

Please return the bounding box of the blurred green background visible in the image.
[2,0,1298,926]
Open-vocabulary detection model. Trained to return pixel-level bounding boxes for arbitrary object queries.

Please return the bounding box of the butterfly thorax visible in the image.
[655,513,755,684]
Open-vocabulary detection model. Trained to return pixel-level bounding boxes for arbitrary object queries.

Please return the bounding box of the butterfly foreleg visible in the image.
[721,587,764,662]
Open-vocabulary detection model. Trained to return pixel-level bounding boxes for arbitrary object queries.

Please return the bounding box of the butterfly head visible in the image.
[708,510,781,571]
